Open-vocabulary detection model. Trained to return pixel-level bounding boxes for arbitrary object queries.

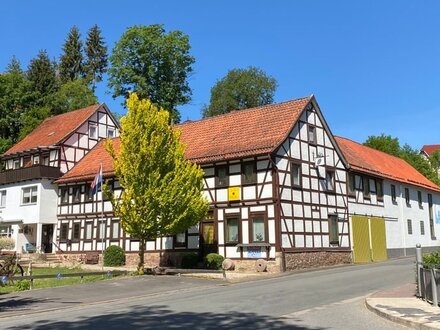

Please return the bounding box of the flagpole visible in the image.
[100,163,104,271]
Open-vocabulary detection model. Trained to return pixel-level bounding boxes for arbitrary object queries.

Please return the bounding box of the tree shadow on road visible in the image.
[8,304,326,330]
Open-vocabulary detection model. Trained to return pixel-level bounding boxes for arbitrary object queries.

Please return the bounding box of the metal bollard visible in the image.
[415,244,422,297]
[432,268,438,307]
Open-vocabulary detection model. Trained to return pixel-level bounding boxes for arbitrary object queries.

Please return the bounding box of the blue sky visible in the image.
[1,1,439,148]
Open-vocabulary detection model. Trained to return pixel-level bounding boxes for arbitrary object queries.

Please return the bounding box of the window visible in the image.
[174,232,186,247]
[85,222,93,240]
[329,214,339,245]
[391,184,397,203]
[355,175,362,191]
[22,186,37,204]
[60,188,69,204]
[33,155,40,165]
[111,221,119,239]
[376,180,383,201]
[225,217,239,244]
[13,159,20,169]
[291,163,302,188]
[103,183,113,201]
[428,193,435,238]
[348,173,355,196]
[98,221,106,239]
[42,155,50,166]
[107,127,115,138]
[250,215,266,242]
[242,162,257,184]
[325,170,335,192]
[363,177,370,199]
[405,188,410,206]
[84,185,93,201]
[215,166,228,187]
[89,124,97,139]
[0,190,6,207]
[420,221,425,236]
[407,219,413,235]
[73,223,80,240]
[308,125,316,144]
[72,186,81,203]
[418,191,422,208]
[0,225,13,238]
[60,223,68,240]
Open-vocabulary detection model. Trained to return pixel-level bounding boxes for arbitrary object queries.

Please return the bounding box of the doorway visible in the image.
[41,224,54,253]
[200,211,217,259]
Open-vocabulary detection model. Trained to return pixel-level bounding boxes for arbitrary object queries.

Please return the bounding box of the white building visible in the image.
[0,104,119,253]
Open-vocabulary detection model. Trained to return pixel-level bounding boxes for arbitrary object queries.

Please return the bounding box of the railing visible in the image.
[415,244,440,307]
[1,270,127,290]
[51,241,64,253]
[0,165,62,184]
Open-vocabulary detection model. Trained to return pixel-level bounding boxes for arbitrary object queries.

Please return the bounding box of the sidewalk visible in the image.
[366,283,440,329]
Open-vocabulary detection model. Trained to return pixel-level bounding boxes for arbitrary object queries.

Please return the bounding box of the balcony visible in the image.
[0,165,62,184]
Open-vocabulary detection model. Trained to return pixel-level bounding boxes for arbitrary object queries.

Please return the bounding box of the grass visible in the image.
[0,266,126,294]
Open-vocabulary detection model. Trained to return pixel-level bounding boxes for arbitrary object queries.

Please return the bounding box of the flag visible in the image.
[91,164,103,196]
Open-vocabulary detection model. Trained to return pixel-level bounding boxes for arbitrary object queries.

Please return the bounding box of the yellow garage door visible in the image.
[370,217,387,262]
[352,216,371,263]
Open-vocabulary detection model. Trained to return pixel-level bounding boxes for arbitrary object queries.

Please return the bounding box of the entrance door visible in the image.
[200,221,217,259]
[352,215,387,263]
[41,224,54,253]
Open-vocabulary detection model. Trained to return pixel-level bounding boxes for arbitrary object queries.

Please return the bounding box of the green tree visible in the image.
[104,93,209,273]
[27,50,58,103]
[18,106,51,141]
[84,25,108,91]
[364,134,401,157]
[59,26,84,82]
[108,24,195,123]
[47,79,97,115]
[202,66,277,118]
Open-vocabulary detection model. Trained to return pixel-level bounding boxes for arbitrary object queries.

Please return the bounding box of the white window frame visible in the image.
[13,159,20,169]
[89,124,98,139]
[0,190,6,207]
[33,155,40,165]
[107,127,115,138]
[22,186,38,205]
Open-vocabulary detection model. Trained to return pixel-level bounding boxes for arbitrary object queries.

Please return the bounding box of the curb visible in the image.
[365,298,437,330]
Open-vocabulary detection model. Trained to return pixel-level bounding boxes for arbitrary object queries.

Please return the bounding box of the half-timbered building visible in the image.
[55,96,352,271]
[0,104,119,253]
[336,137,440,262]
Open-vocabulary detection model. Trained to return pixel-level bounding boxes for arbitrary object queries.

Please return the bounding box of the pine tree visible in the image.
[84,25,108,91]
[59,26,84,82]
[104,93,209,274]
[27,50,58,103]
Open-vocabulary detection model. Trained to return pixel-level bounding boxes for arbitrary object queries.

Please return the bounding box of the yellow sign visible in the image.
[228,187,240,201]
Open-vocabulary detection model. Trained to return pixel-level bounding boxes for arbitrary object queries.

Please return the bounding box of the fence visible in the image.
[415,244,440,307]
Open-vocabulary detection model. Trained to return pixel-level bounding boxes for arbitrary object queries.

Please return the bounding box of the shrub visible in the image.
[205,253,224,270]
[181,253,199,269]
[103,245,125,267]
[14,280,30,291]
[423,250,440,267]
[0,237,15,251]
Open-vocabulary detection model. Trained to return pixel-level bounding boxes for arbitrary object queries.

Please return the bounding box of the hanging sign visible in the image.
[228,187,240,201]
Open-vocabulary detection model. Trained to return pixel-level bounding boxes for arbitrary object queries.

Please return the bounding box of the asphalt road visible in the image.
[0,258,413,329]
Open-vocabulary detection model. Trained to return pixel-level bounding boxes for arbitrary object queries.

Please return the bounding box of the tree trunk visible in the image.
[138,237,145,275]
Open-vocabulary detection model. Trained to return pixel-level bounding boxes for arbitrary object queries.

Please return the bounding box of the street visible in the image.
[0,258,413,329]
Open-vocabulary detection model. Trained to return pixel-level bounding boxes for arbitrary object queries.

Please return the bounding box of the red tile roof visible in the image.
[56,97,312,183]
[421,144,440,156]
[56,138,119,183]
[3,104,102,156]
[178,97,312,163]
[336,137,440,192]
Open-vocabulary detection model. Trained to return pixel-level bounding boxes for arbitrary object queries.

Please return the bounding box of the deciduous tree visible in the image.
[108,25,195,123]
[202,66,277,118]
[104,93,209,274]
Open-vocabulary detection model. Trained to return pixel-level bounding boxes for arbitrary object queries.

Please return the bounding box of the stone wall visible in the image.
[284,251,352,271]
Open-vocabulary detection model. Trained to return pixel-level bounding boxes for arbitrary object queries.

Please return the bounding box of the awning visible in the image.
[0,219,23,225]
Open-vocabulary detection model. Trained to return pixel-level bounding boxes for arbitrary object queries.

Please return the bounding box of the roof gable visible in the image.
[178,96,312,163]
[421,144,440,157]
[3,104,103,156]
[336,137,440,192]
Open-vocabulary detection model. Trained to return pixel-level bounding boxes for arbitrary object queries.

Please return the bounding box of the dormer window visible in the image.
[33,155,40,165]
[89,124,97,139]
[107,128,115,138]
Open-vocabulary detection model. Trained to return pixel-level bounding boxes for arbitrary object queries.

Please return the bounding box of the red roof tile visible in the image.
[56,97,312,183]
[178,97,312,163]
[336,137,440,192]
[3,104,102,156]
[421,144,440,156]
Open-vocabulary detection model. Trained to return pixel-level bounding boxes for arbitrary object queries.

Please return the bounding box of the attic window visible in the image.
[48,132,54,136]
[89,125,97,139]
